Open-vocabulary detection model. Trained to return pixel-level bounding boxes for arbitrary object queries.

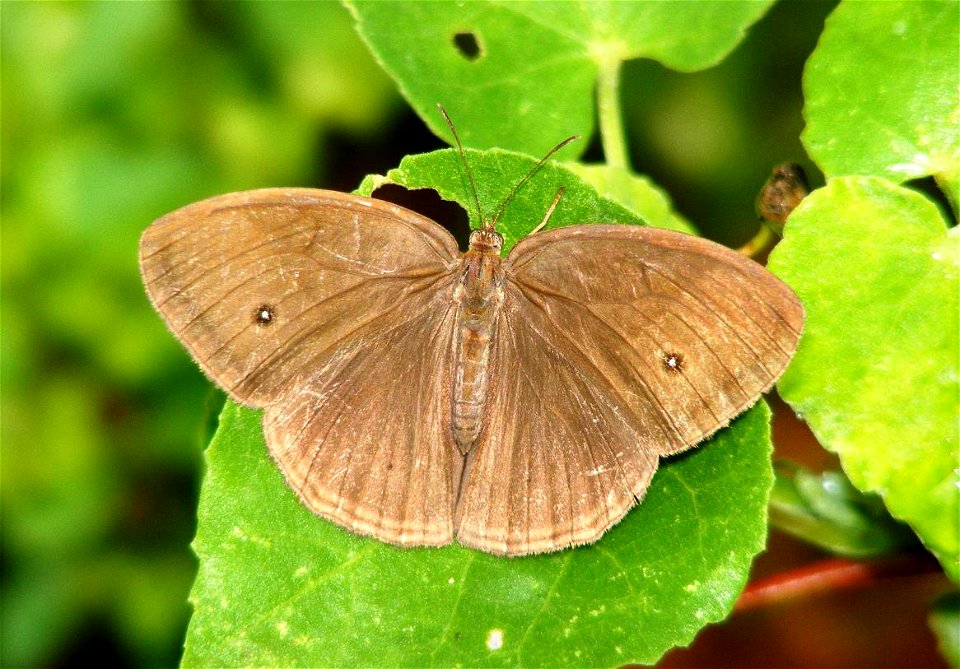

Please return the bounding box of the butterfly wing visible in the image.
[455,224,803,555]
[140,188,460,405]
[454,291,660,555]
[262,282,461,546]
[141,188,463,545]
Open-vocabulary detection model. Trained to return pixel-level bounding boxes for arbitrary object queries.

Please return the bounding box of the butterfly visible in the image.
[140,123,803,557]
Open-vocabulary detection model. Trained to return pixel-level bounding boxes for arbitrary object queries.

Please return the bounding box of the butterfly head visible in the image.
[468,227,504,254]
[436,104,577,257]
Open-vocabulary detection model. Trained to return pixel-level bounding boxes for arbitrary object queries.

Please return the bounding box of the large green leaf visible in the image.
[346,0,773,154]
[184,401,772,668]
[803,0,960,208]
[769,176,959,580]
[182,149,776,667]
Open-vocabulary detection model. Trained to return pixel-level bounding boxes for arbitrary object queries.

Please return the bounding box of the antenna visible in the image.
[530,187,565,235]
[489,135,578,229]
[437,104,486,228]
[436,104,579,231]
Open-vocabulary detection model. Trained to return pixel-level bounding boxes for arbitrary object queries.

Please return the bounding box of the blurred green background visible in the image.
[1,2,839,666]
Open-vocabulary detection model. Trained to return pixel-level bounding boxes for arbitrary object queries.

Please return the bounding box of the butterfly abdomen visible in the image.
[452,236,504,454]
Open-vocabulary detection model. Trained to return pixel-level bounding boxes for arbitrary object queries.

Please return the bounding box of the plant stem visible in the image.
[597,58,629,170]
[734,553,942,612]
[737,224,775,258]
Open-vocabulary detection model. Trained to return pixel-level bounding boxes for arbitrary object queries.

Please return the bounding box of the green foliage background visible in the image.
[2,1,956,668]
[1,3,398,666]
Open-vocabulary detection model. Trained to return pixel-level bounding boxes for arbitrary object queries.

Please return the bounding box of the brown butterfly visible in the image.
[140,127,803,557]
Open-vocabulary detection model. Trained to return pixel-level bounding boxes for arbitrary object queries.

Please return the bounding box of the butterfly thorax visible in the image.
[451,228,505,454]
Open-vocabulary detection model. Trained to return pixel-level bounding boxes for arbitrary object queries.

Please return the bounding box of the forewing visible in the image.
[139,188,460,406]
[504,224,804,455]
[455,283,659,555]
[263,284,461,547]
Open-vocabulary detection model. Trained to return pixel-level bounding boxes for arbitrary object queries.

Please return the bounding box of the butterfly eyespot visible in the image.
[663,353,684,372]
[254,305,276,326]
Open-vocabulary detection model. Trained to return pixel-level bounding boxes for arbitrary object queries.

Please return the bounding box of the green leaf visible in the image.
[803,1,960,208]
[183,149,776,667]
[769,463,917,559]
[769,176,960,580]
[184,401,772,668]
[357,147,652,252]
[565,164,697,234]
[346,0,774,154]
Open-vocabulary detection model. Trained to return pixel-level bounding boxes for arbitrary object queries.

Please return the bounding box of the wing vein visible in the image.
[511,283,684,444]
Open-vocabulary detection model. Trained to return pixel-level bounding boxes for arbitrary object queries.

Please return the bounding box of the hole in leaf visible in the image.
[905,175,957,227]
[373,184,472,250]
[452,31,482,61]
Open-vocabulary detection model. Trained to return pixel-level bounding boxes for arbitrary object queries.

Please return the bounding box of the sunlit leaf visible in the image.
[347,0,773,154]
[803,1,960,207]
[769,176,959,580]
